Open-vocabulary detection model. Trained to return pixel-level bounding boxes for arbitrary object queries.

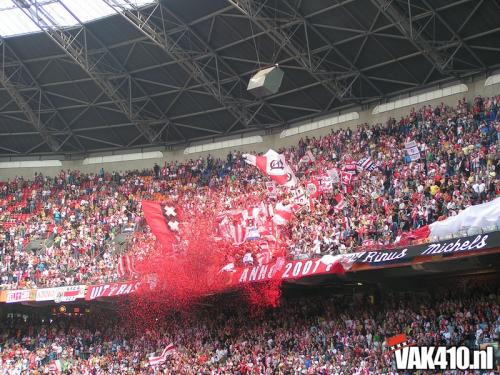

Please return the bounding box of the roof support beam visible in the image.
[227,0,355,104]
[0,38,60,152]
[280,0,384,108]
[0,37,86,154]
[370,0,459,75]
[12,0,156,143]
[420,0,486,70]
[102,0,272,132]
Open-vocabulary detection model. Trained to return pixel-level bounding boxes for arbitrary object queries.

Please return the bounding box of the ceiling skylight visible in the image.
[0,0,155,38]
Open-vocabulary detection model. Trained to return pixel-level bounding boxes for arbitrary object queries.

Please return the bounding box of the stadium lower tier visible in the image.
[0,272,499,374]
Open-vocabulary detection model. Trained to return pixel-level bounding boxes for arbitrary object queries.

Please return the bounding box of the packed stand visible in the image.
[0,96,499,289]
[0,283,499,374]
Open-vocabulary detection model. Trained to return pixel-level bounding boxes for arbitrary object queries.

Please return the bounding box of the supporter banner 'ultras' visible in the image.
[35,285,86,302]
[85,281,140,300]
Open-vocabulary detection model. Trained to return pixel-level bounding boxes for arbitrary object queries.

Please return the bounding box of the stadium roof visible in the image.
[0,0,499,156]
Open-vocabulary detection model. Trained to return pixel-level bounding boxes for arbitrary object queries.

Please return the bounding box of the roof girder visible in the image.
[0,38,60,152]
[0,37,87,154]
[227,0,356,106]
[102,0,284,133]
[12,0,158,143]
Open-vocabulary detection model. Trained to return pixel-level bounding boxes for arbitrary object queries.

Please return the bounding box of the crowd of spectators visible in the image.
[0,96,499,289]
[0,282,498,374]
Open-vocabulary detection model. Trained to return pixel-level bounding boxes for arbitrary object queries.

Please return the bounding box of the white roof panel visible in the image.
[0,0,155,37]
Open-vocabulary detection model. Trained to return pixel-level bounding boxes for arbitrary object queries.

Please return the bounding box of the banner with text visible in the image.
[34,285,86,302]
[5,289,31,304]
[343,232,498,267]
[85,281,140,300]
[227,255,350,286]
[228,232,499,285]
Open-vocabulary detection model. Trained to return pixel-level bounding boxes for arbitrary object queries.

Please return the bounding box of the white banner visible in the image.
[319,175,333,193]
[266,181,277,198]
[35,285,86,302]
[405,140,421,161]
[429,197,500,238]
[327,169,340,184]
[5,289,31,304]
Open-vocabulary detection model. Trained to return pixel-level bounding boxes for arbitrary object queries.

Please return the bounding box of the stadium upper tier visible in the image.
[0,95,498,291]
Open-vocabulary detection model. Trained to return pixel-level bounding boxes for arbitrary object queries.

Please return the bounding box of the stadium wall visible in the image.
[0,75,499,179]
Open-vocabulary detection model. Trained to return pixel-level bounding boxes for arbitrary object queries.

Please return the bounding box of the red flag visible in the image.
[386,334,408,350]
[306,177,321,199]
[141,201,178,249]
[396,225,430,244]
[334,194,345,211]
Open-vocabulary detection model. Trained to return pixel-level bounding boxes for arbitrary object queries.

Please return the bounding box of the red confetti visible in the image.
[120,206,286,328]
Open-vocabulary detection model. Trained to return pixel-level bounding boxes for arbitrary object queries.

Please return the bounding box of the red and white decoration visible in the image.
[48,360,62,374]
[229,221,247,245]
[298,150,315,165]
[148,343,176,366]
[243,149,297,187]
[357,157,376,171]
[340,171,354,185]
[265,181,277,198]
[333,194,345,211]
[117,255,136,278]
[273,202,294,225]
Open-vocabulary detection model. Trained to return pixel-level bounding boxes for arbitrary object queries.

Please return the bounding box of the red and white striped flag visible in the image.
[242,206,260,223]
[272,202,294,225]
[229,222,247,245]
[148,343,175,366]
[298,150,315,165]
[117,255,136,277]
[334,194,345,211]
[258,219,278,241]
[357,157,376,171]
[243,149,297,187]
[260,202,274,218]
